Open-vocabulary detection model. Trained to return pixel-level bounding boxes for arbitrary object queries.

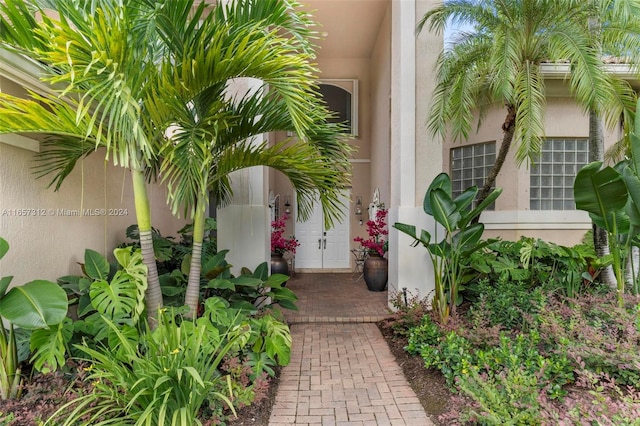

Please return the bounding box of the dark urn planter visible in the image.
[363,251,388,291]
[270,253,289,276]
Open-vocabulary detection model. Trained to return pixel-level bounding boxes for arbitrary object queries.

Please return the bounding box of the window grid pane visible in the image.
[530,138,589,211]
[450,142,497,209]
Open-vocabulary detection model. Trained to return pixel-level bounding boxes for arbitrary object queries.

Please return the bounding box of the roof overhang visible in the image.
[540,62,640,88]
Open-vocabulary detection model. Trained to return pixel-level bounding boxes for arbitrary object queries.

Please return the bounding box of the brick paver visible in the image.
[270,274,434,426]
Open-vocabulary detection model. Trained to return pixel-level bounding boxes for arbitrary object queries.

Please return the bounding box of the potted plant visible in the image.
[270,215,299,276]
[354,209,388,291]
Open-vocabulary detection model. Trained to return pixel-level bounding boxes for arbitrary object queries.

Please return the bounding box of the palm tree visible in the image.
[0,0,352,319]
[583,0,640,287]
[418,0,638,210]
[148,0,352,316]
[0,0,167,321]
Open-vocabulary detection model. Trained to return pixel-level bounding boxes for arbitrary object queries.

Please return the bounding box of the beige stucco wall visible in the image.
[370,3,392,210]
[441,87,621,246]
[0,142,186,285]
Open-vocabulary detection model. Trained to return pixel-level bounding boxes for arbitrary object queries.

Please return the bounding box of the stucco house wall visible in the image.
[0,141,186,285]
[441,87,623,246]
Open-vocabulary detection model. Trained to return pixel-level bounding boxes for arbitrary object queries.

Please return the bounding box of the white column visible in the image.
[217,78,270,275]
[388,0,442,300]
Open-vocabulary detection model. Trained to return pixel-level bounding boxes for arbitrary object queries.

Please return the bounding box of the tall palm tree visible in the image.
[147,0,352,316]
[583,0,640,287]
[0,0,352,319]
[418,0,638,209]
[0,0,167,322]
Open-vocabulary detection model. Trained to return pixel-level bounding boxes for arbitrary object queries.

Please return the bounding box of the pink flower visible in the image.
[354,209,388,256]
[271,215,300,255]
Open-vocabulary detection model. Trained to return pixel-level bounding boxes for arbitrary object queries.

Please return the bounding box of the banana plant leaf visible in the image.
[423,172,452,216]
[0,280,68,330]
[574,161,628,231]
[451,223,484,252]
[430,188,461,233]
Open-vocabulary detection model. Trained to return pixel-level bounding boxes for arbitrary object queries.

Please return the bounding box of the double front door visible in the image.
[295,191,350,270]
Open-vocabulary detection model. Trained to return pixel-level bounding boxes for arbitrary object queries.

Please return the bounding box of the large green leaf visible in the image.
[0,280,68,329]
[574,162,628,231]
[451,223,484,252]
[89,273,140,319]
[460,187,503,229]
[453,186,477,213]
[393,223,431,247]
[423,172,451,216]
[590,210,630,236]
[83,249,110,281]
[430,188,461,232]
[30,319,71,373]
[622,166,640,228]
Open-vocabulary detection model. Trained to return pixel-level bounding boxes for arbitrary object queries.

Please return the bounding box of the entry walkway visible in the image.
[269,273,434,426]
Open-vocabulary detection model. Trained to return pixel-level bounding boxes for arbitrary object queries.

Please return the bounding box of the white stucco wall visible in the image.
[0,142,186,285]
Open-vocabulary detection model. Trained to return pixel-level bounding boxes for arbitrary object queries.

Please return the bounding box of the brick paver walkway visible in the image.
[269,273,434,426]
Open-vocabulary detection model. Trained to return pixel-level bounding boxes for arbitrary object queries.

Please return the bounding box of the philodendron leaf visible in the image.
[0,280,68,329]
[84,249,110,281]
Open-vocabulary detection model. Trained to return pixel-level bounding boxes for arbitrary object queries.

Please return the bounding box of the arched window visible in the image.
[318,80,358,137]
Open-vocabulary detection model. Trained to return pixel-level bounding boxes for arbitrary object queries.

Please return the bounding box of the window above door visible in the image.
[318,79,358,137]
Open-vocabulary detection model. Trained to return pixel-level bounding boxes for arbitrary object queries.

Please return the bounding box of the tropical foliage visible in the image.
[390,234,640,424]
[0,0,352,321]
[0,238,68,400]
[394,173,501,322]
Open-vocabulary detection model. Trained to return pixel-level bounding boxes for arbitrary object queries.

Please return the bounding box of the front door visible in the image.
[295,191,350,270]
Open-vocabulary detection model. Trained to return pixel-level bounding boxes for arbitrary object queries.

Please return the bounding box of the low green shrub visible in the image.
[456,366,544,425]
[406,314,442,355]
[467,277,546,330]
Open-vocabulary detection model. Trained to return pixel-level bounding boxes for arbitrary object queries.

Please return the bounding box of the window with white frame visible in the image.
[450,142,496,208]
[530,138,589,210]
[318,80,358,137]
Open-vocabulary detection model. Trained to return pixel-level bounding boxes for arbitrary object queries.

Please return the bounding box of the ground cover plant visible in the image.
[390,235,640,425]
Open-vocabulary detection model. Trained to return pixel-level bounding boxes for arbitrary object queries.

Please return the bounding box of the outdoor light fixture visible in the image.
[284,195,291,215]
[355,196,363,225]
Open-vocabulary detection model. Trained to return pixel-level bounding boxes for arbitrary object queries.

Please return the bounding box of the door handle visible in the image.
[318,238,322,250]
[323,238,327,249]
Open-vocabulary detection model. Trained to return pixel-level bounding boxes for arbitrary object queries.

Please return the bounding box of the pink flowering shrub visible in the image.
[270,215,299,255]
[354,209,388,256]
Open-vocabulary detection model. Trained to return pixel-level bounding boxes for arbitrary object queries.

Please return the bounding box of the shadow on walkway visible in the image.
[282,273,391,324]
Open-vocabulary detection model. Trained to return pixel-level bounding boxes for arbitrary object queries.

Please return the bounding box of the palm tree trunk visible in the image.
[589,109,617,288]
[473,105,517,223]
[184,198,206,318]
[625,246,639,294]
[131,169,163,326]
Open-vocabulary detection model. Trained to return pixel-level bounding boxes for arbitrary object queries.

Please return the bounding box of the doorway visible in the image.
[294,191,350,270]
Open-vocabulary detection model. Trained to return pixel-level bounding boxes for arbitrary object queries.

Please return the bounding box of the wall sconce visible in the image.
[268,191,280,220]
[355,196,363,225]
[284,195,291,215]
